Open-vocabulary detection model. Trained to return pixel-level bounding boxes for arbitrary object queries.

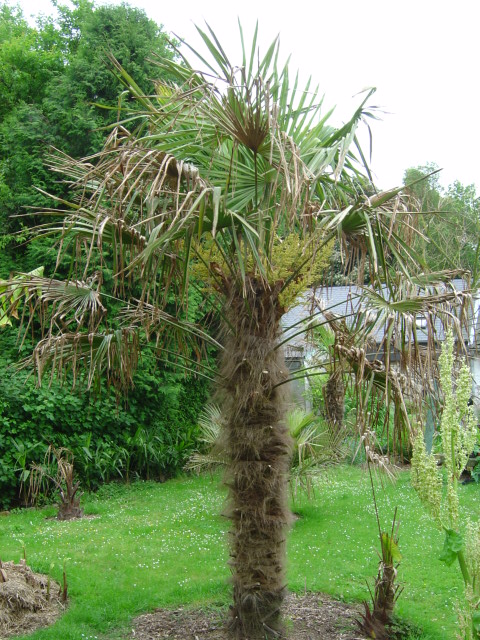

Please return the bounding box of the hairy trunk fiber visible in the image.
[373,563,396,623]
[323,368,345,433]
[57,501,83,521]
[218,279,292,639]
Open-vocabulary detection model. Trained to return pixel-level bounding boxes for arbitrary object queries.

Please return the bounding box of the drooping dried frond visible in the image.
[317,185,425,290]
[21,276,105,332]
[119,301,221,348]
[44,131,211,294]
[27,328,140,391]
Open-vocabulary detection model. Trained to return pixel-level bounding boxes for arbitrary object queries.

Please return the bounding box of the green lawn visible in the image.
[1,466,476,639]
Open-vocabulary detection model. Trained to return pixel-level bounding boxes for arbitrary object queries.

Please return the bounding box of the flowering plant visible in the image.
[411,329,478,639]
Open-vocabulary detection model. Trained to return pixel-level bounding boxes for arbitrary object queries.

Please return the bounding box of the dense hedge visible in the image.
[0,328,211,509]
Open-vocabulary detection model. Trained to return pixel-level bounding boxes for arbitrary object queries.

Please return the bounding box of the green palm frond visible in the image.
[96,25,379,294]
[184,403,226,473]
[197,403,224,442]
[286,407,317,440]
[186,404,346,493]
[23,276,106,330]
[286,407,347,499]
[0,267,44,327]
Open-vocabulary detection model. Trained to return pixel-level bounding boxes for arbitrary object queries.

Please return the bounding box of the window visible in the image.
[415,315,427,330]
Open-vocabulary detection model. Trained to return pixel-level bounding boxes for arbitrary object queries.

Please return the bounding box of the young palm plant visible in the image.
[28,445,83,520]
[186,404,345,498]
[1,25,457,638]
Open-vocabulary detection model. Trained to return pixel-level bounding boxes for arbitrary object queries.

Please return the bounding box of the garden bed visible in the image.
[132,593,366,639]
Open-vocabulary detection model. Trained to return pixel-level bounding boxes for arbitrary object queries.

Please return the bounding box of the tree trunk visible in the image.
[218,278,292,639]
[373,562,396,624]
[323,368,345,434]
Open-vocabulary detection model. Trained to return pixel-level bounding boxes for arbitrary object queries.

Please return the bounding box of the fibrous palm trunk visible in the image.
[372,562,396,624]
[323,368,345,434]
[218,278,292,639]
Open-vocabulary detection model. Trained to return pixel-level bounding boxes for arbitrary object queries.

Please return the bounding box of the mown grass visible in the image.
[0,465,477,639]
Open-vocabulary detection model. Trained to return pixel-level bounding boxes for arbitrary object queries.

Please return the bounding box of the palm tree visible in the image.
[309,274,470,459]
[1,25,462,638]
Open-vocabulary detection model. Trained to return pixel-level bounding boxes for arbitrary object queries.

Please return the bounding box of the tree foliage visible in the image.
[404,163,480,282]
[0,0,176,266]
[0,4,208,503]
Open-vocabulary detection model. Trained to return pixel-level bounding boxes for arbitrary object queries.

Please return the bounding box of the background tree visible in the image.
[0,2,209,510]
[404,163,480,282]
[44,0,178,158]
[0,0,176,273]
[0,3,63,243]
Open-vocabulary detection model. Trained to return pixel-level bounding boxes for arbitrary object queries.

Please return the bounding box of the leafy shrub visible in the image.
[0,328,210,508]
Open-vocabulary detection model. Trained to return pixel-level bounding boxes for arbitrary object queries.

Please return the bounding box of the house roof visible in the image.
[281,279,476,351]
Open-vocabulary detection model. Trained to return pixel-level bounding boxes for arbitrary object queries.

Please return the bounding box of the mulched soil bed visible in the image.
[0,560,64,639]
[131,592,369,640]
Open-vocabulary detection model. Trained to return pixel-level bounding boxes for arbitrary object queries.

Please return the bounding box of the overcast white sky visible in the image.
[18,0,480,193]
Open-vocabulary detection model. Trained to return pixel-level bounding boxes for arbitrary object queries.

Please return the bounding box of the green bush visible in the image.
[0,328,210,508]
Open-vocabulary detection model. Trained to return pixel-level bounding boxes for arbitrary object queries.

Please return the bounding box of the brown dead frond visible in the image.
[27,328,139,391]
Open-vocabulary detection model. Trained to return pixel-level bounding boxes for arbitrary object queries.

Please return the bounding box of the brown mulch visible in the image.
[0,561,65,639]
[131,593,369,640]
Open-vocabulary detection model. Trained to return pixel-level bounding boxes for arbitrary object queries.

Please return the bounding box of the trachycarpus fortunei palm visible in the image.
[1,24,464,639]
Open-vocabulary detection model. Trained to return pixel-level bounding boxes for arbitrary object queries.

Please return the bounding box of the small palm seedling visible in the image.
[357,449,402,639]
[187,404,346,497]
[29,445,84,520]
[359,509,402,639]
